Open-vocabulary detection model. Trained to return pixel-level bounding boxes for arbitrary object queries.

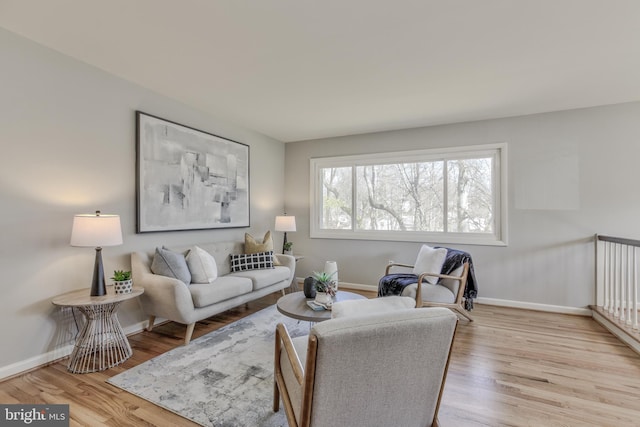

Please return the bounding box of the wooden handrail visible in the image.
[597,234,640,248]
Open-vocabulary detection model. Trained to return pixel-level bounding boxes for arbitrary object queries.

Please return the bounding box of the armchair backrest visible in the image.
[303,307,457,427]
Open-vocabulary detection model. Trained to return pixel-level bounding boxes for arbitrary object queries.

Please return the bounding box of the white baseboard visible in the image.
[0,344,75,381]
[475,297,592,316]
[338,282,378,292]
[124,320,148,336]
[334,283,593,316]
[0,320,147,381]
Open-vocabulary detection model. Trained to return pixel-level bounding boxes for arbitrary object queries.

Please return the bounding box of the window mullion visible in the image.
[352,165,357,232]
[443,159,448,233]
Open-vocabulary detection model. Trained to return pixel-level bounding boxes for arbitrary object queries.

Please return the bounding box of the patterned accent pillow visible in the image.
[230,251,274,272]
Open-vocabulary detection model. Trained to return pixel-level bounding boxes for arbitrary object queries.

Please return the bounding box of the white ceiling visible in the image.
[1,0,640,142]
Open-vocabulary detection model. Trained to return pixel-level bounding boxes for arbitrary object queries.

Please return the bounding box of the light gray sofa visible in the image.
[132,241,295,344]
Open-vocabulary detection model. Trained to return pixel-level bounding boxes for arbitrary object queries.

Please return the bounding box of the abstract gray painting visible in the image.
[136,112,249,232]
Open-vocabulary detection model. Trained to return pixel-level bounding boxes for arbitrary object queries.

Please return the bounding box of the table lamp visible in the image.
[275,215,296,254]
[70,211,123,296]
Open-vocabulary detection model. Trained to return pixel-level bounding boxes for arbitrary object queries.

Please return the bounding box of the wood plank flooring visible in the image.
[2,290,640,426]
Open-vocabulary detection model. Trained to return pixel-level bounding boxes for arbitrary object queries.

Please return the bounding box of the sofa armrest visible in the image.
[131,252,195,324]
[275,253,296,285]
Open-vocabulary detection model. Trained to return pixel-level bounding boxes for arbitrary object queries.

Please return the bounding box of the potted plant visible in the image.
[111,270,133,294]
[283,241,293,255]
[312,271,336,306]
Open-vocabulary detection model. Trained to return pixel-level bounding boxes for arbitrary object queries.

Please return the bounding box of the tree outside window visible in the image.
[311,144,506,246]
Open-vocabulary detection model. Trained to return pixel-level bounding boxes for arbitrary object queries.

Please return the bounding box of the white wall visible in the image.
[285,102,640,310]
[0,29,286,375]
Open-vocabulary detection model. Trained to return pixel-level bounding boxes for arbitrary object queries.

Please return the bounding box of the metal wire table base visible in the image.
[67,303,132,373]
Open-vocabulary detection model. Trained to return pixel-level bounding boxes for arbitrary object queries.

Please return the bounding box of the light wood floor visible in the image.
[2,290,640,427]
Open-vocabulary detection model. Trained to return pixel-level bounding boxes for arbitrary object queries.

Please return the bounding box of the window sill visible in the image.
[310,230,507,247]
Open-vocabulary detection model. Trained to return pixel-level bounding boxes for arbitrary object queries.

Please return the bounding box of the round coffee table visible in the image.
[276,291,366,322]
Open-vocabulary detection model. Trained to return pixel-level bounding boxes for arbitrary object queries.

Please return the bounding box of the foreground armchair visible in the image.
[274,307,458,427]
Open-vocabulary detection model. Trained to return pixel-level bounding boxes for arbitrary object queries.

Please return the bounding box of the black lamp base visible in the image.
[282,232,288,254]
[90,247,107,296]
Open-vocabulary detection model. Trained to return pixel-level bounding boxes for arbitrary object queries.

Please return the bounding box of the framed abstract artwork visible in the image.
[136,111,250,233]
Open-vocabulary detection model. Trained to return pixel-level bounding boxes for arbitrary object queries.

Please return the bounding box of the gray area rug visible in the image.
[108,305,309,426]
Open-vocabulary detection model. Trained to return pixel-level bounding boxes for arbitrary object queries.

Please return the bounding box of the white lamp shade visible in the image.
[275,215,296,232]
[70,213,123,247]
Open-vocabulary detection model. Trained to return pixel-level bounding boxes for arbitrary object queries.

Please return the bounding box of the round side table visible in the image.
[52,287,144,373]
[276,291,366,323]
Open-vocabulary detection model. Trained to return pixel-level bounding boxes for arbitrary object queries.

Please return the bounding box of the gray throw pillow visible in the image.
[151,247,191,284]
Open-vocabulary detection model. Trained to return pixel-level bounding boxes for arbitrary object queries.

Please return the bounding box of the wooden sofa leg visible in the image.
[184,323,196,345]
[147,316,156,331]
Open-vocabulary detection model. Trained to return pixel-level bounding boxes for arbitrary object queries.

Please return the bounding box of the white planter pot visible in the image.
[113,279,133,294]
[314,292,333,307]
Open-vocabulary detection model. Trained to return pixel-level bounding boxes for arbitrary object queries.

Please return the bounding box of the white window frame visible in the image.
[309,143,508,246]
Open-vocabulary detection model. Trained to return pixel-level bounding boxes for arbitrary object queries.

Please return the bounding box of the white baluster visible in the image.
[609,242,615,315]
[634,247,638,330]
[619,244,627,323]
[626,245,632,325]
[603,241,609,311]
[614,243,620,318]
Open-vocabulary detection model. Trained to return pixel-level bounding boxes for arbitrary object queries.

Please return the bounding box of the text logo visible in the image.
[1,405,69,426]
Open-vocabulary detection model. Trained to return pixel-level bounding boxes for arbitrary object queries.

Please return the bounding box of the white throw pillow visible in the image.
[412,244,447,284]
[186,246,218,284]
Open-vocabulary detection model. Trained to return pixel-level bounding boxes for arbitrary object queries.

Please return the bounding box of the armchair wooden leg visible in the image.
[146,315,156,331]
[455,306,474,322]
[274,324,282,412]
[184,323,196,345]
[273,378,280,412]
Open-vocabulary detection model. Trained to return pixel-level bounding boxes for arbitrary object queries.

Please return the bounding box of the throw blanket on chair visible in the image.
[378,248,478,310]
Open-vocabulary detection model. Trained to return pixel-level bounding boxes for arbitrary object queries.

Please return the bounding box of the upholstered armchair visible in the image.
[379,244,477,321]
[273,306,458,427]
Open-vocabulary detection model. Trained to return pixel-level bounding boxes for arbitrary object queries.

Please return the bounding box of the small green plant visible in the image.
[283,241,293,251]
[312,271,336,296]
[111,270,132,281]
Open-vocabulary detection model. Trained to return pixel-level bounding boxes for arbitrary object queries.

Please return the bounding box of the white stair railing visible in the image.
[597,234,639,330]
